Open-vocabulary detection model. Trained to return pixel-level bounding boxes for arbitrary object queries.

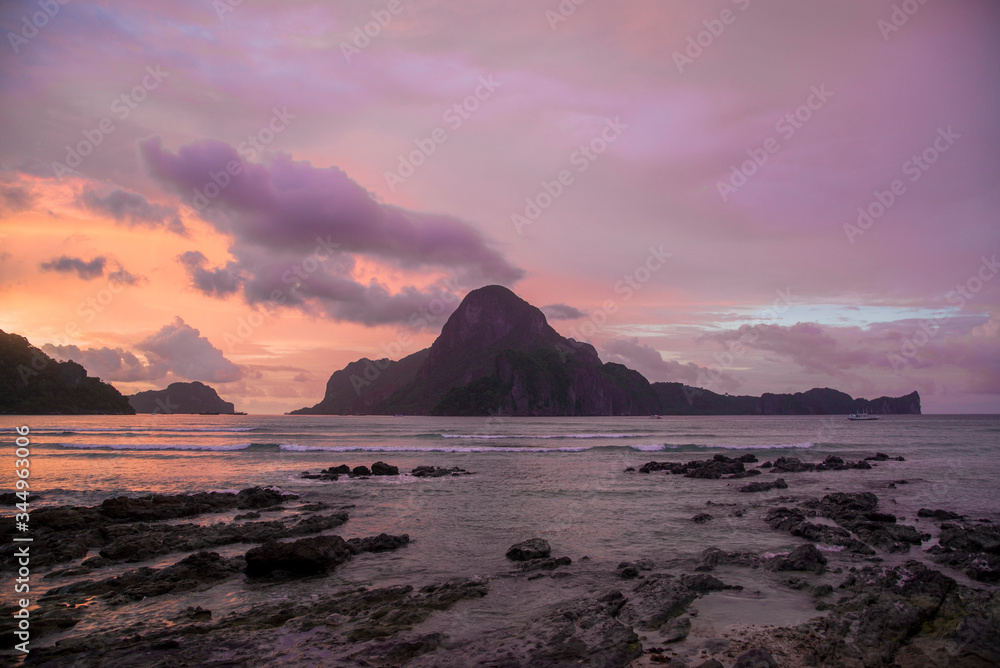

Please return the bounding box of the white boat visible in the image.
[848,411,880,421]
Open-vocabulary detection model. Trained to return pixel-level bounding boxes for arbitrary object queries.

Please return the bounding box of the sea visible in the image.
[3,414,999,653]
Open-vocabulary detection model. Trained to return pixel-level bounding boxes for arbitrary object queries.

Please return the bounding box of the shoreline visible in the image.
[2,452,999,666]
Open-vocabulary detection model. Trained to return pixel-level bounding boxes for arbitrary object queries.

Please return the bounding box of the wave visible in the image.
[50,442,255,451]
[280,443,597,453]
[663,442,815,451]
[439,433,655,440]
[34,427,259,434]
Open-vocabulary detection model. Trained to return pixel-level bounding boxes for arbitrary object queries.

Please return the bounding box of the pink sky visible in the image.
[1,0,998,413]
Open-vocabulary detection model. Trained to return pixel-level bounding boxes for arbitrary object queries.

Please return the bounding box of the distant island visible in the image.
[0,329,135,415]
[293,286,921,417]
[129,382,237,414]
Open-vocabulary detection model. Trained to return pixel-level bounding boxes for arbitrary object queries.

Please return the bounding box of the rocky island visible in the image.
[293,286,921,417]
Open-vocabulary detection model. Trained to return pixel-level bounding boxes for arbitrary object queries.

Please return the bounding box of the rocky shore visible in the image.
[2,455,998,667]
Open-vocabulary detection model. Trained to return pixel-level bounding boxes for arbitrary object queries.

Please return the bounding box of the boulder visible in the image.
[371,461,399,476]
[505,538,551,561]
[734,647,778,668]
[244,535,355,578]
[351,465,371,477]
[766,543,827,574]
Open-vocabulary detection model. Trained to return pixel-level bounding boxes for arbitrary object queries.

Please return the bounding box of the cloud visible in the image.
[542,303,585,320]
[601,337,739,392]
[141,138,523,326]
[0,183,37,215]
[177,251,241,297]
[76,187,187,235]
[39,255,107,280]
[45,317,243,384]
[42,344,162,382]
[108,267,143,286]
[136,317,243,383]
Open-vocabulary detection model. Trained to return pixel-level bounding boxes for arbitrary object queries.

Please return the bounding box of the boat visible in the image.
[649,415,662,420]
[848,411,880,421]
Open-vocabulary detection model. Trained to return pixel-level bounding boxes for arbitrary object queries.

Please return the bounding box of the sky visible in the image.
[0,0,998,414]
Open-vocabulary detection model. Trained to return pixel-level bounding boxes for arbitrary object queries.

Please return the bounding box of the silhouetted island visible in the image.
[129,382,237,414]
[292,286,921,417]
[0,329,135,415]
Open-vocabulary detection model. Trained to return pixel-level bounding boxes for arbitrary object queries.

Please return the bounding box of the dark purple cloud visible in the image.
[177,251,242,297]
[39,255,107,280]
[76,187,187,235]
[0,183,36,214]
[140,138,522,325]
[542,303,585,320]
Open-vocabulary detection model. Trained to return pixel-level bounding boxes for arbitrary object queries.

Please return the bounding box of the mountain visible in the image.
[293,285,659,416]
[129,382,237,414]
[0,329,135,415]
[295,285,922,416]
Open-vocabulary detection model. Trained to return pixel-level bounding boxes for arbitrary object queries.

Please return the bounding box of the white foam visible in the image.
[39,427,257,433]
[53,442,253,451]
[670,442,815,450]
[628,444,669,452]
[280,444,593,453]
[440,433,653,440]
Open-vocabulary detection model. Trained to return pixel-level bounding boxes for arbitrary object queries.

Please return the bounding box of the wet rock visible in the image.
[734,647,778,668]
[771,456,815,473]
[235,487,298,510]
[693,661,725,668]
[739,478,788,493]
[233,511,260,520]
[505,537,551,561]
[351,465,371,477]
[0,492,39,504]
[346,533,410,553]
[681,573,742,593]
[926,522,1000,582]
[328,464,351,474]
[765,543,827,574]
[692,513,714,524]
[178,606,212,621]
[802,560,998,667]
[411,465,473,477]
[619,574,697,631]
[245,535,355,578]
[917,508,964,521]
[370,461,399,476]
[661,615,692,643]
[816,492,926,553]
[864,452,904,461]
[409,590,639,668]
[518,556,571,573]
[759,460,772,468]
[616,561,641,579]
[684,455,748,479]
[696,547,762,571]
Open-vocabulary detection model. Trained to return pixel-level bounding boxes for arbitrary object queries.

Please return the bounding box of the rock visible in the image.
[765,543,827,574]
[619,574,697,631]
[818,492,926,553]
[233,511,260,520]
[697,547,761,571]
[518,556,572,573]
[616,562,640,579]
[693,661,725,668]
[505,538,551,561]
[734,647,778,668]
[408,590,640,667]
[411,465,473,477]
[328,464,351,474]
[917,508,963,521]
[927,522,1000,582]
[727,469,762,479]
[692,513,713,524]
[771,456,815,473]
[235,487,297,510]
[660,615,692,643]
[370,461,399,475]
[681,573,741,593]
[0,492,40,504]
[739,478,788,493]
[346,533,410,553]
[244,535,355,578]
[351,465,371,477]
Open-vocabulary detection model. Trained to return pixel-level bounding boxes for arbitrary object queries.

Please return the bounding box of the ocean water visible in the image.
[3,414,999,653]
